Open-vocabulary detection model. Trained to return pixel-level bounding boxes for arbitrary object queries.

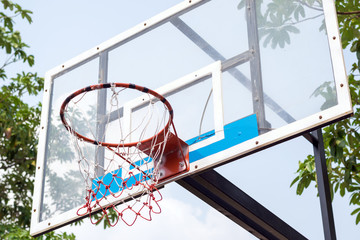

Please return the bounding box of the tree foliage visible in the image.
[289,0,360,225]
[238,0,360,225]
[0,0,74,238]
[238,0,324,48]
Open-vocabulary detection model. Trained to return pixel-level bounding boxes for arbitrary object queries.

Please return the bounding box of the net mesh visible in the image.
[60,83,176,226]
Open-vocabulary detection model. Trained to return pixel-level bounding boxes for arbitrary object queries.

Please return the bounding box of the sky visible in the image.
[11,0,360,239]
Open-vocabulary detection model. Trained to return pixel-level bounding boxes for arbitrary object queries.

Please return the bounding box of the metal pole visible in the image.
[95,51,109,177]
[245,0,268,134]
[312,128,337,240]
[170,17,295,124]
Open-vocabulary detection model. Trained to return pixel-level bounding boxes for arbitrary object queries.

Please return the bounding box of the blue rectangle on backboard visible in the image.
[186,114,259,163]
[91,114,258,199]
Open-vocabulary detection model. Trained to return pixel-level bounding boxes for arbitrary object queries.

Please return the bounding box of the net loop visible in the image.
[60,83,188,227]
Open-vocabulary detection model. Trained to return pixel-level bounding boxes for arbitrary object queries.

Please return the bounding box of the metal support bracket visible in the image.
[311,129,337,240]
[177,170,307,240]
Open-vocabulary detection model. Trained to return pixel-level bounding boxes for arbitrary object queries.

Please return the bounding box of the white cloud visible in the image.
[58,196,255,240]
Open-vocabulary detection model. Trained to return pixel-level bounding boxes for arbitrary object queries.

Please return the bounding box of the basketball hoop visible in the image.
[60,83,189,226]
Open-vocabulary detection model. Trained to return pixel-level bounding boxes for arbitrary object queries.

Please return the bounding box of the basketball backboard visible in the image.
[31,0,352,236]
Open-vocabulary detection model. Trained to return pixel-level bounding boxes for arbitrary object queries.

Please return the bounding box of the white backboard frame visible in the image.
[31,0,353,236]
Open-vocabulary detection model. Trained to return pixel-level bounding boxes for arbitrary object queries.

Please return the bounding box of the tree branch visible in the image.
[258,13,324,30]
[295,0,323,12]
[0,12,21,20]
[337,10,360,15]
[1,53,17,70]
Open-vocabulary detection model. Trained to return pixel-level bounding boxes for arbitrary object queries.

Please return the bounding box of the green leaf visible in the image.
[335,146,344,159]
[340,183,346,197]
[348,133,355,148]
[334,182,340,193]
[350,40,359,52]
[344,169,351,186]
[27,55,34,66]
[290,176,300,187]
[5,42,11,53]
[305,161,313,172]
[297,181,305,195]
[354,131,360,142]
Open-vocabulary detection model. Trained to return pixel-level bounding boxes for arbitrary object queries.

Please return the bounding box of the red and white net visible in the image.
[60,83,175,226]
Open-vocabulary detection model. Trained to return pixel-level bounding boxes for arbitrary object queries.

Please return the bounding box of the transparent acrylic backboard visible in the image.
[31,0,352,236]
